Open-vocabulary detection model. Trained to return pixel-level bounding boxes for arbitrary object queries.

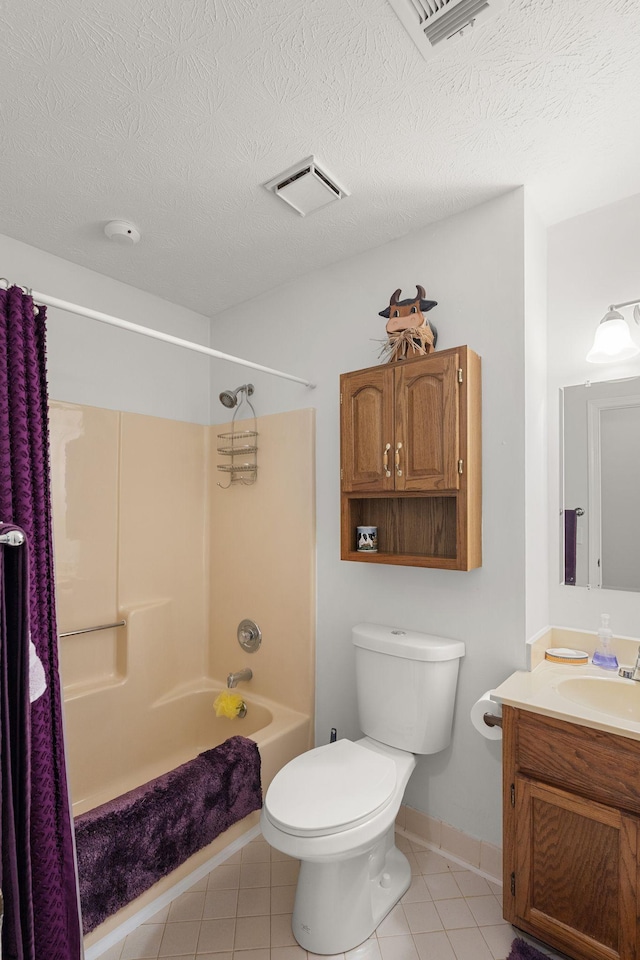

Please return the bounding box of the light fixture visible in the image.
[586,299,640,363]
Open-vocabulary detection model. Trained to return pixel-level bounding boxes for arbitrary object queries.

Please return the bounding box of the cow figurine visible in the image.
[378,285,438,362]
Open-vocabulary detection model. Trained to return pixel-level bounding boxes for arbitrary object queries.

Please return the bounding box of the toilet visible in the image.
[260,622,465,955]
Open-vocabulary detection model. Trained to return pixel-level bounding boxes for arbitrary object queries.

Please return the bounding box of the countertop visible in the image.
[493,659,640,743]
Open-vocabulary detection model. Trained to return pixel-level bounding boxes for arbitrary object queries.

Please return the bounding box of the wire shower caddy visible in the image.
[216,386,258,488]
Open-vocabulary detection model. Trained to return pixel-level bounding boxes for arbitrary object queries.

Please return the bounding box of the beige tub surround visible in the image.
[50,401,210,695]
[209,408,316,720]
[49,400,316,945]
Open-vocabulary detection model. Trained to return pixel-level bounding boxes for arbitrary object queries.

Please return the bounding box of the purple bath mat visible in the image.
[507,938,560,960]
[75,735,262,933]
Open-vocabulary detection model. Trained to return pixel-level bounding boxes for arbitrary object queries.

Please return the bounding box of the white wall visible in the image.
[524,198,549,641]
[0,233,211,423]
[548,192,640,636]
[207,189,532,846]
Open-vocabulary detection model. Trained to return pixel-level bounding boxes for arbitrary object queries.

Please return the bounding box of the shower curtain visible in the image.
[0,285,81,960]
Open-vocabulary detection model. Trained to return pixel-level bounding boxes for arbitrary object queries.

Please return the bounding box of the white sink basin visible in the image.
[555,675,640,723]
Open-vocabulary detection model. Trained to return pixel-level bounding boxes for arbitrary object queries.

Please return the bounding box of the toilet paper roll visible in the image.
[470,690,503,740]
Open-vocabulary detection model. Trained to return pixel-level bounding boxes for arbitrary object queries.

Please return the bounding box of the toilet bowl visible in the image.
[260,737,416,955]
[261,623,465,955]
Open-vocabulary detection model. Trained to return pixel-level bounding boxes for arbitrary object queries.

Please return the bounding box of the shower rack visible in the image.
[217,384,258,487]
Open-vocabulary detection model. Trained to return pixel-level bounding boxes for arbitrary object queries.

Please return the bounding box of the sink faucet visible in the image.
[618,646,640,681]
[227,668,253,688]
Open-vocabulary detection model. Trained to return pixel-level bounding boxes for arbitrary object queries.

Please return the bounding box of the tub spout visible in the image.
[227,668,253,689]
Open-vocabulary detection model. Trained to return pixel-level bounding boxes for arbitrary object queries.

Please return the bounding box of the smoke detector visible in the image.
[387,0,508,61]
[104,220,141,244]
[263,157,349,216]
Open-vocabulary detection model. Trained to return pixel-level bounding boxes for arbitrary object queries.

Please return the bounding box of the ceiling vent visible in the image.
[263,157,349,217]
[387,0,508,61]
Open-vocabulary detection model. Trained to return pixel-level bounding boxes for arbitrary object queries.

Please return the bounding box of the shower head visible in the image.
[219,383,254,409]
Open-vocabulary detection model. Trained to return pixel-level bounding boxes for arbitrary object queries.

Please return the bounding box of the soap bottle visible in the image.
[592,614,618,670]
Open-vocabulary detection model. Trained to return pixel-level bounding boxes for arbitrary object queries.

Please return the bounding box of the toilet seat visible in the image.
[264,739,398,838]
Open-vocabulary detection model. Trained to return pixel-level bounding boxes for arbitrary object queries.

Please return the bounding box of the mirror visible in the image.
[562,376,640,591]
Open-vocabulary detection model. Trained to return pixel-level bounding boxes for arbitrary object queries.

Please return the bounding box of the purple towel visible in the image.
[564,509,578,585]
[74,735,262,933]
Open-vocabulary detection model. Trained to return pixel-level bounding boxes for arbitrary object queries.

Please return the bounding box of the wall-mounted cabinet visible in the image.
[340,346,481,570]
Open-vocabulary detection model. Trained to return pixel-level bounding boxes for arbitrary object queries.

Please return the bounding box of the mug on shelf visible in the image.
[356,526,378,552]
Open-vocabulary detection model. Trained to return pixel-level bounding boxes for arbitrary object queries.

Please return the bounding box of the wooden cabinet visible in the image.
[340,346,481,569]
[503,706,640,960]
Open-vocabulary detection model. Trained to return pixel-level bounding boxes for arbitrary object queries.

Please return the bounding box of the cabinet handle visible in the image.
[395,442,403,477]
[383,442,391,477]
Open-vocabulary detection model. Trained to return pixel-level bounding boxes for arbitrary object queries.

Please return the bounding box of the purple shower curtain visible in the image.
[0,285,82,960]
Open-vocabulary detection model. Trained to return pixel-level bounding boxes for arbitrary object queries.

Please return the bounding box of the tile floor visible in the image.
[97,832,564,960]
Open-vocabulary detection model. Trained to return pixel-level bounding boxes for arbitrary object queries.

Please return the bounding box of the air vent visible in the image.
[387,0,507,60]
[263,157,349,217]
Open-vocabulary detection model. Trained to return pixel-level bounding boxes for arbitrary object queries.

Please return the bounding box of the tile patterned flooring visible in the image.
[97,832,563,960]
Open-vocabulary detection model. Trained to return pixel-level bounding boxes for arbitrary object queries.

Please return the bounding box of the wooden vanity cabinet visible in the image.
[339,345,481,569]
[503,706,640,960]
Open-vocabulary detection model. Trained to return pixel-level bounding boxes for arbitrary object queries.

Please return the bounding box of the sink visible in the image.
[555,676,640,723]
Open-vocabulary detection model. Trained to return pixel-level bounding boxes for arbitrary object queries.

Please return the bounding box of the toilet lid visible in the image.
[264,740,397,837]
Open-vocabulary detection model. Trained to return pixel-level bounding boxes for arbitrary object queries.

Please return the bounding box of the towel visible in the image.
[75,735,262,932]
[564,509,578,585]
[29,636,46,703]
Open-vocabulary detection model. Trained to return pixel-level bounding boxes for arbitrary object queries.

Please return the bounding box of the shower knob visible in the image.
[237,619,262,653]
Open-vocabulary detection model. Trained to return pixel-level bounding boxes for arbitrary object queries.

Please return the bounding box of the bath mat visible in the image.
[507,937,558,960]
[74,735,262,933]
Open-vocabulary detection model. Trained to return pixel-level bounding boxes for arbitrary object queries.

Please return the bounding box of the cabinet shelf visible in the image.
[343,494,457,563]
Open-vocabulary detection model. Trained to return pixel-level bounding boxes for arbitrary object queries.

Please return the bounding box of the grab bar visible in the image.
[59,620,126,638]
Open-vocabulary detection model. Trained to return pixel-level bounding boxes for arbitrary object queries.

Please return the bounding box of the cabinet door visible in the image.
[340,367,394,492]
[513,777,638,960]
[394,353,460,491]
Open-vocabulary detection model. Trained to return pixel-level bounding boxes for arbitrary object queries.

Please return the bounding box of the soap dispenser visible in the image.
[592,614,618,670]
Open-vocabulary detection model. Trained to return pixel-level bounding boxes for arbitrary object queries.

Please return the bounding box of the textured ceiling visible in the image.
[1,0,640,317]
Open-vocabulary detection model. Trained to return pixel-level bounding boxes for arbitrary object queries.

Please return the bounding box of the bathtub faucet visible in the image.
[227,668,253,689]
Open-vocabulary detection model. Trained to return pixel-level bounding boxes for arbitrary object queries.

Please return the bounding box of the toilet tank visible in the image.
[352,623,465,755]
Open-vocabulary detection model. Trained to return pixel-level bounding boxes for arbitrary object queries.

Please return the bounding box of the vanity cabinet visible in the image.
[339,345,481,569]
[503,706,640,960]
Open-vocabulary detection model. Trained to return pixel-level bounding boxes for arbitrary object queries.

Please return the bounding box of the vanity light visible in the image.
[587,300,640,363]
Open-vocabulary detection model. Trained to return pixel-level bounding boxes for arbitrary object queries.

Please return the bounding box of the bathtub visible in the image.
[64,683,312,945]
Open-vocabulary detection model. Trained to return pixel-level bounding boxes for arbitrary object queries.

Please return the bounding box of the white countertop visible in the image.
[493,660,640,743]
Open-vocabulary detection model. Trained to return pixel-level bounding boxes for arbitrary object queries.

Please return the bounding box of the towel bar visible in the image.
[0,529,25,546]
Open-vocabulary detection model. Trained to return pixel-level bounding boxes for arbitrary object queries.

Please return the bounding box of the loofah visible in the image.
[213,691,246,718]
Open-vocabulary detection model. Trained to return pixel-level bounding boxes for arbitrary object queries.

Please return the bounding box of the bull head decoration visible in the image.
[378,285,438,362]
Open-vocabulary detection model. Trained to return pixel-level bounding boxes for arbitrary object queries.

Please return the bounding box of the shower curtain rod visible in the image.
[28,289,316,389]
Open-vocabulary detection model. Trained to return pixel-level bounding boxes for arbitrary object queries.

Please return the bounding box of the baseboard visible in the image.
[396,803,502,884]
